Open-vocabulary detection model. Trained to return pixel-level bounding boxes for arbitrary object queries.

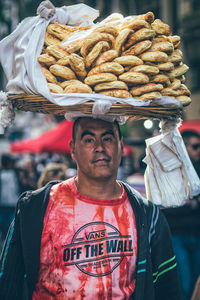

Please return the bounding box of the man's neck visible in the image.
[75,176,122,200]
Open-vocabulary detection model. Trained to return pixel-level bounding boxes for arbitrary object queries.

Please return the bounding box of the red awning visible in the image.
[10,120,74,154]
[179,120,200,134]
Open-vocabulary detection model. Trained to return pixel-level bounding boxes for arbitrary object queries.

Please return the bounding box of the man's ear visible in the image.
[69,140,76,161]
[120,136,124,155]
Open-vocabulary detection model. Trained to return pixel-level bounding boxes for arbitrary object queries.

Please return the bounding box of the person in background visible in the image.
[37,162,68,188]
[117,144,135,180]
[125,154,146,198]
[0,154,19,244]
[181,130,200,177]
[163,129,200,300]
[0,117,180,300]
[16,155,38,193]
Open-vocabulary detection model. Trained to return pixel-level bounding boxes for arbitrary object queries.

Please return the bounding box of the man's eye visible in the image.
[103,136,113,142]
[84,138,94,143]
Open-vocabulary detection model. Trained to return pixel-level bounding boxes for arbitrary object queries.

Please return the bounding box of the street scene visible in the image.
[0,1,200,299]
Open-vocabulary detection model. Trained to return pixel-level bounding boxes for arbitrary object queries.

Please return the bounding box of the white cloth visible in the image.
[143,120,200,207]
[0,92,15,134]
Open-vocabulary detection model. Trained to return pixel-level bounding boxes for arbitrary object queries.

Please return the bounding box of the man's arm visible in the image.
[149,207,181,300]
[0,202,25,299]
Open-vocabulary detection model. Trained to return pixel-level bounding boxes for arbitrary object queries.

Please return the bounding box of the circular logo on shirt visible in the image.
[62,221,134,277]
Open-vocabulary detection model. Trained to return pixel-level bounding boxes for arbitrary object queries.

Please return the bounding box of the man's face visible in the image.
[70,118,124,181]
[186,136,200,163]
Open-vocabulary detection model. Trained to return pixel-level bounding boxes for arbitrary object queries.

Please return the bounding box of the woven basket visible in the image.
[8,94,183,121]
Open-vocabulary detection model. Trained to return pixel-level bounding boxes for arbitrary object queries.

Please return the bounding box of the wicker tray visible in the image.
[8,94,183,120]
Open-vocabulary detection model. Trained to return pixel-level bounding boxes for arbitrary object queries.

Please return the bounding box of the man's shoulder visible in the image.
[122,181,160,221]
[18,180,61,205]
[122,181,149,206]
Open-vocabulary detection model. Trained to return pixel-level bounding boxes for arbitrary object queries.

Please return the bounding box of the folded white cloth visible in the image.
[143,120,200,207]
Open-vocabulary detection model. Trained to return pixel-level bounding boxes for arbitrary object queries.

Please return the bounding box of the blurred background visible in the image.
[0,0,199,246]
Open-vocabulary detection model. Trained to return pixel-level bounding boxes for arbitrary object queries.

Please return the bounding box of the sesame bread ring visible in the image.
[99,89,131,98]
[113,55,143,66]
[94,81,128,92]
[41,67,58,84]
[114,28,133,54]
[176,85,191,96]
[122,19,151,30]
[140,51,168,63]
[57,57,70,66]
[46,45,70,59]
[122,40,152,56]
[169,35,181,48]
[176,96,191,106]
[130,83,163,96]
[85,41,110,68]
[130,64,159,75]
[153,35,171,43]
[47,24,71,40]
[47,24,92,40]
[149,41,174,53]
[168,49,183,64]
[151,19,172,35]
[161,88,179,97]
[157,62,174,71]
[119,71,149,84]
[64,83,92,93]
[62,37,84,54]
[143,11,155,24]
[180,83,189,90]
[49,64,77,80]
[150,74,171,85]
[68,53,87,80]
[60,80,84,89]
[133,12,155,24]
[170,78,181,89]
[124,28,156,49]
[95,50,118,66]
[168,64,189,79]
[179,75,186,83]
[44,32,61,47]
[38,54,56,66]
[48,83,63,94]
[88,62,124,76]
[135,91,162,100]
[84,73,117,86]
[94,24,118,37]
[80,32,114,57]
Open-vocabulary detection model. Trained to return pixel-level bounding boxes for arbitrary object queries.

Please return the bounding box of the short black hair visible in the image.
[72,117,122,142]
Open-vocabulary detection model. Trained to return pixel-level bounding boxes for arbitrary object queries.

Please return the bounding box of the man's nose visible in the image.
[95,138,105,151]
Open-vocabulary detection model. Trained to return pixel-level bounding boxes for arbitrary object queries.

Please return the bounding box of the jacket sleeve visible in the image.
[0,197,26,300]
[149,205,181,300]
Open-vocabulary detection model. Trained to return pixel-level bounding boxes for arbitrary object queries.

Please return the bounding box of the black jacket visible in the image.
[0,181,180,300]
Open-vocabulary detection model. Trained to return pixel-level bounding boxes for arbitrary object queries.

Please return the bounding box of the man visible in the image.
[0,117,180,299]
[163,129,200,300]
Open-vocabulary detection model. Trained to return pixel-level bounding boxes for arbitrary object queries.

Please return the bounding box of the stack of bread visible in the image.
[38,11,191,106]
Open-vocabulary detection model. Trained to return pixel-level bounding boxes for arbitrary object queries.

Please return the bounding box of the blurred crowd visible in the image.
[0,152,77,246]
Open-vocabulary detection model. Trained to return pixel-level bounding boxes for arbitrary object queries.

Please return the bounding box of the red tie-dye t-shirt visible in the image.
[32,178,137,300]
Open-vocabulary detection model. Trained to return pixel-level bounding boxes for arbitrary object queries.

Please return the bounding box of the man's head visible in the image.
[181,130,200,163]
[70,117,124,182]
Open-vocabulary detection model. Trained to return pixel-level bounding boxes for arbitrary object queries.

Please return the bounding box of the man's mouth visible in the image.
[92,156,110,164]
